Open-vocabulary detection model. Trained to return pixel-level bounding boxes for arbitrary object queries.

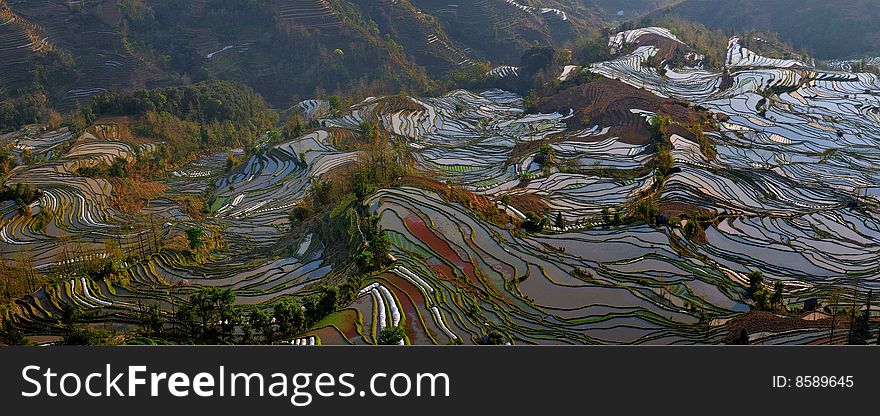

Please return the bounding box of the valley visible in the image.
[0,1,878,346]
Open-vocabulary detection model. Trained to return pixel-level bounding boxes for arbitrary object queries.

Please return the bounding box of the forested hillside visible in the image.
[665,0,880,58]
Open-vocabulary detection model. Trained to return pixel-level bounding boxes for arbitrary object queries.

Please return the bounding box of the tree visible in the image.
[523,212,548,232]
[482,330,506,345]
[266,129,282,144]
[748,270,764,294]
[555,212,565,229]
[732,329,750,345]
[827,287,843,345]
[353,171,377,200]
[378,325,405,345]
[225,150,237,172]
[0,320,27,345]
[177,287,239,344]
[283,112,306,140]
[535,143,556,167]
[328,96,343,112]
[634,199,659,224]
[555,48,573,66]
[186,227,205,251]
[60,304,110,345]
[848,290,872,345]
[368,230,392,272]
[249,307,275,344]
[137,303,164,336]
[273,298,305,338]
[108,157,129,177]
[20,148,34,165]
[771,281,785,309]
[317,286,339,319]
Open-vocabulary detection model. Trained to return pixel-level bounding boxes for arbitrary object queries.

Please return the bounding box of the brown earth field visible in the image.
[538,78,706,144]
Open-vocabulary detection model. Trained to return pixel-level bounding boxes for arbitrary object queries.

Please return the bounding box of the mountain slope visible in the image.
[665,0,880,58]
[582,0,681,21]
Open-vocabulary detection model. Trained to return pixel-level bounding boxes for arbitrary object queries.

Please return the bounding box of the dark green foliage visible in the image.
[377,325,405,345]
[186,227,205,250]
[0,92,48,133]
[482,330,506,345]
[771,281,785,308]
[523,212,549,232]
[555,212,565,229]
[302,286,342,325]
[0,183,40,205]
[535,143,556,167]
[273,298,306,339]
[746,270,785,311]
[353,171,378,200]
[33,209,52,232]
[311,180,335,207]
[748,270,764,294]
[683,215,700,238]
[249,307,275,344]
[77,157,130,178]
[118,0,435,106]
[176,287,240,344]
[634,199,660,224]
[358,229,392,273]
[369,230,391,270]
[60,304,111,346]
[89,80,278,144]
[0,320,28,345]
[520,46,556,75]
[137,303,165,337]
[289,204,313,225]
[328,96,343,112]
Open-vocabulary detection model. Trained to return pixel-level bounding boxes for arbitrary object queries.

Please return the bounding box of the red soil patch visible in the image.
[399,175,511,226]
[401,210,479,285]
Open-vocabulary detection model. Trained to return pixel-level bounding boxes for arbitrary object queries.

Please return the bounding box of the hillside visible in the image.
[3,20,880,346]
[582,0,680,21]
[665,0,880,58]
[1,0,598,110]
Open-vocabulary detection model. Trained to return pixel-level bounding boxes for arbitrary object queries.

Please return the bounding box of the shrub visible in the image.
[378,325,405,345]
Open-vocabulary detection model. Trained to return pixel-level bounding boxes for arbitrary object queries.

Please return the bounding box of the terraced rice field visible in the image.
[6,0,154,105]
[3,25,879,345]
[1,126,354,336]
[274,0,342,30]
[0,6,47,91]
